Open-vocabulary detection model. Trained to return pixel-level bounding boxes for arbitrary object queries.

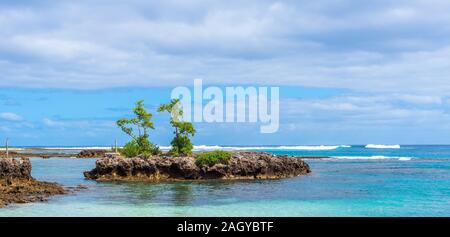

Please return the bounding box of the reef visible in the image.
[84,152,311,181]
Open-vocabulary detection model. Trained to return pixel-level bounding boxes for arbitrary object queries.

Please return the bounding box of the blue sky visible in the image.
[1,0,450,146]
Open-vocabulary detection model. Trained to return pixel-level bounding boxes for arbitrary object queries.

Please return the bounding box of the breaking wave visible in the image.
[333,156,412,161]
[365,144,401,149]
[31,145,351,151]
[34,147,112,150]
[398,157,412,161]
[159,145,352,151]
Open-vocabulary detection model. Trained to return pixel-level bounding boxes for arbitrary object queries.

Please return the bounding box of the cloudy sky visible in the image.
[1,0,450,146]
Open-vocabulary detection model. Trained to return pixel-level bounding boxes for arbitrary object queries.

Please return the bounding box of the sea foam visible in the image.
[333,156,412,161]
[198,145,351,151]
[37,145,352,151]
[398,157,412,161]
[158,145,351,151]
[38,147,112,150]
[365,144,401,149]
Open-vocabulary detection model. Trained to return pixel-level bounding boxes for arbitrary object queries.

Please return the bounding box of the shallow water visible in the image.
[1,146,450,216]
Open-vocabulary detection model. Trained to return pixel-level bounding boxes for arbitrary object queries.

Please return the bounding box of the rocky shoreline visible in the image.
[0,158,67,208]
[76,149,107,158]
[84,152,311,181]
[0,150,74,159]
[0,149,107,159]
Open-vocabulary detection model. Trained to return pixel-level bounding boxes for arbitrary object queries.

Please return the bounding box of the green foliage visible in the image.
[195,150,232,166]
[170,135,193,156]
[119,140,160,158]
[117,100,154,138]
[158,99,196,156]
[117,100,159,157]
[119,140,140,158]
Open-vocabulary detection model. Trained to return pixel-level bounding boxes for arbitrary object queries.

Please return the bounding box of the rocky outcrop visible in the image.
[77,149,107,158]
[0,151,26,159]
[0,158,32,179]
[206,152,311,179]
[0,158,66,208]
[0,150,74,159]
[0,178,67,208]
[84,152,311,181]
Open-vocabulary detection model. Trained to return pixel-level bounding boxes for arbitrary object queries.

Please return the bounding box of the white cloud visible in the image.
[42,118,115,130]
[0,112,23,121]
[42,118,66,128]
[281,93,450,129]
[7,35,131,61]
[0,0,450,94]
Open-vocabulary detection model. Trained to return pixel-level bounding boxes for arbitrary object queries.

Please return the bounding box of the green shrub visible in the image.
[119,139,160,158]
[119,140,140,157]
[195,150,232,166]
[169,134,194,156]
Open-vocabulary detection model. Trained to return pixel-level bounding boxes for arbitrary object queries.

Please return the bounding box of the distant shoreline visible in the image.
[0,148,331,160]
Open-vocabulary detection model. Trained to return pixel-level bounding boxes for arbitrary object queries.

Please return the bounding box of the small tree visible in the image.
[117,100,159,157]
[158,99,196,156]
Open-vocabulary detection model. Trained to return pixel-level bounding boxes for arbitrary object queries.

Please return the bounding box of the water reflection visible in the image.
[95,179,285,207]
[170,183,193,206]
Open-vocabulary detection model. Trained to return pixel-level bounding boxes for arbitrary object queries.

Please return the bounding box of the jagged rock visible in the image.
[76,149,107,158]
[0,158,32,179]
[0,158,66,208]
[84,152,311,181]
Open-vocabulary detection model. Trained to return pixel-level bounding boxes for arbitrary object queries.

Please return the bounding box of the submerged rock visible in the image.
[84,152,311,181]
[0,151,26,159]
[0,158,67,208]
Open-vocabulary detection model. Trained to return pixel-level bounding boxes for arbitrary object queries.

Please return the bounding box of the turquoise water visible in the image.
[1,145,450,216]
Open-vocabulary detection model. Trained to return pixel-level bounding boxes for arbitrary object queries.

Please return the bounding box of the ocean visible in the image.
[1,145,450,216]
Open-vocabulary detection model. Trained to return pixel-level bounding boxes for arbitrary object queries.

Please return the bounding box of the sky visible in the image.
[1,0,450,146]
